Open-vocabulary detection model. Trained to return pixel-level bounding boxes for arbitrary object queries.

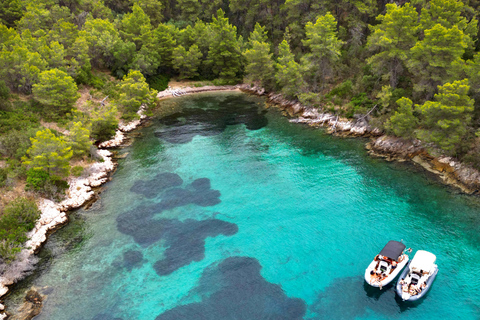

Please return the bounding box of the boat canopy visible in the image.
[410,250,436,273]
[379,240,406,261]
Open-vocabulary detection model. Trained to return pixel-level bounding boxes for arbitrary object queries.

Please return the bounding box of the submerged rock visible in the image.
[9,287,44,320]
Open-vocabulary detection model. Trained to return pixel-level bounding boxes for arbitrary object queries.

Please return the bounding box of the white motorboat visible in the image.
[396,250,438,301]
[364,240,410,288]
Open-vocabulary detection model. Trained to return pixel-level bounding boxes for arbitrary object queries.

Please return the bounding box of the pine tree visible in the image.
[416,79,474,154]
[408,24,468,100]
[301,13,344,92]
[115,70,158,119]
[275,40,303,99]
[385,97,419,138]
[69,122,91,158]
[153,23,177,69]
[120,4,152,49]
[206,9,243,82]
[172,44,203,79]
[243,23,275,89]
[23,129,73,177]
[0,43,47,94]
[32,69,80,114]
[367,3,419,88]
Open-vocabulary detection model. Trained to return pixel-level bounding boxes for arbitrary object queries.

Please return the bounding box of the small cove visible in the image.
[6,91,480,319]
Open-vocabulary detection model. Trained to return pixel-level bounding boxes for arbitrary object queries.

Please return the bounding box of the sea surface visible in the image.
[6,92,480,319]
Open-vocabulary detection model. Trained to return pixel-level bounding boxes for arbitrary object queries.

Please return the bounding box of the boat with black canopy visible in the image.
[364,240,410,288]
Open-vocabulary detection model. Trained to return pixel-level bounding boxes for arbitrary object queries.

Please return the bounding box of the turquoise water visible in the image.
[7,92,480,319]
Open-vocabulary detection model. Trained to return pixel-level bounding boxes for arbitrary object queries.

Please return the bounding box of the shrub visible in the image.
[327,80,353,99]
[90,105,119,142]
[0,197,41,263]
[147,74,170,91]
[26,168,49,191]
[71,166,84,177]
[0,128,38,160]
[0,168,7,187]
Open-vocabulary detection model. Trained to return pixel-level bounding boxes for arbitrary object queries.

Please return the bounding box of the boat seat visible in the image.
[379,261,389,272]
[411,273,420,285]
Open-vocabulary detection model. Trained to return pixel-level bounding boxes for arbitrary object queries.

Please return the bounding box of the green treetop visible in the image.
[133,0,163,27]
[0,43,48,94]
[243,23,275,89]
[153,23,178,69]
[206,9,243,81]
[0,0,23,28]
[115,70,158,119]
[33,68,80,114]
[416,79,474,155]
[367,3,419,88]
[420,0,478,46]
[176,0,201,23]
[82,18,122,68]
[408,24,467,100]
[120,4,152,49]
[23,128,73,177]
[172,44,203,79]
[275,39,304,99]
[301,13,344,92]
[385,97,419,138]
[68,121,92,158]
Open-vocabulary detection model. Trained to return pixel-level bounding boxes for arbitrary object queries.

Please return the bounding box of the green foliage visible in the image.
[172,44,203,79]
[71,165,84,177]
[206,9,243,81]
[301,13,344,92]
[82,18,122,68]
[153,23,177,69]
[177,0,201,23]
[327,80,353,99]
[0,167,7,187]
[33,69,80,114]
[243,23,275,89]
[0,43,48,94]
[416,79,474,155]
[466,52,480,98]
[367,3,419,88]
[23,129,73,177]
[120,4,152,48]
[147,74,170,91]
[0,128,38,160]
[90,104,119,141]
[420,0,478,52]
[275,40,303,99]
[385,97,419,138]
[115,70,158,119]
[133,0,163,27]
[408,24,468,100]
[345,93,374,118]
[68,121,92,158]
[0,197,40,263]
[0,0,23,28]
[26,168,49,191]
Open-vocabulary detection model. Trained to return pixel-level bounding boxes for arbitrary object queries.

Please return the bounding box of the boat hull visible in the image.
[395,262,438,301]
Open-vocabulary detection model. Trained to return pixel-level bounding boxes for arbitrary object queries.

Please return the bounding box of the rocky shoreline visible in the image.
[239,84,480,195]
[3,83,480,318]
[156,85,240,100]
[0,86,241,319]
[0,106,148,319]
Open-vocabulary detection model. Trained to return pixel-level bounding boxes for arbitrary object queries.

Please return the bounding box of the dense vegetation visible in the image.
[0,0,480,261]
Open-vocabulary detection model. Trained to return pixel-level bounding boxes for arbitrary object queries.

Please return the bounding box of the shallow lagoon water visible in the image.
[7,92,480,319]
